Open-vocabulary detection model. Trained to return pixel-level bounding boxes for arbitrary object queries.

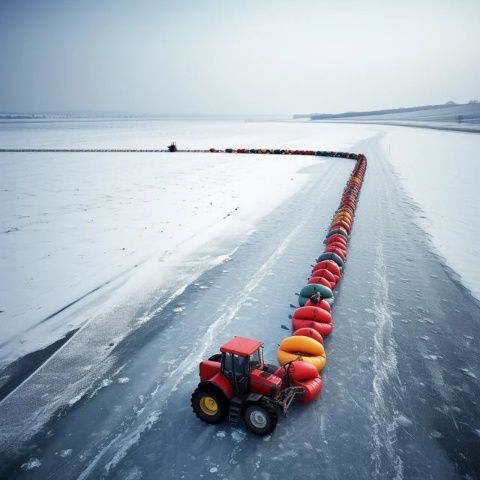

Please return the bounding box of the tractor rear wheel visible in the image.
[244,402,278,436]
[191,384,228,424]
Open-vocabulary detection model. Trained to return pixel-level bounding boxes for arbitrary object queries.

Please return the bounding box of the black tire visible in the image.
[208,354,222,362]
[243,402,278,436]
[191,384,228,424]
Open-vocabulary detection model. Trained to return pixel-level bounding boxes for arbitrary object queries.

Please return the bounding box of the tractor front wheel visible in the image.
[191,385,227,424]
[244,402,278,436]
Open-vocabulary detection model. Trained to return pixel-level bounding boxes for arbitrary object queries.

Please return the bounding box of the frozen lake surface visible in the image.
[0,119,479,479]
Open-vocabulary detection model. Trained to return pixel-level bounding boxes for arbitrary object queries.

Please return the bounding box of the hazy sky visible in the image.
[1,0,479,115]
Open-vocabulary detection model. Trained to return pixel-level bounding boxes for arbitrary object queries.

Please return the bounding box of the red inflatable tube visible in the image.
[327,237,348,247]
[313,260,341,277]
[324,247,347,262]
[326,235,348,247]
[293,327,324,344]
[292,318,333,337]
[326,242,348,253]
[341,199,356,207]
[303,298,331,312]
[326,245,347,256]
[273,361,323,404]
[294,376,323,404]
[293,306,332,324]
[330,220,351,232]
[325,244,347,255]
[310,268,336,284]
[308,276,333,289]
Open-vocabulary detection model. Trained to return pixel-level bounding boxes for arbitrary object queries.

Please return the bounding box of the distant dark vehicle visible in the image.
[168,142,177,152]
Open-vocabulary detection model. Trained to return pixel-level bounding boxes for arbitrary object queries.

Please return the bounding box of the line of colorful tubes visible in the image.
[274,153,368,403]
[171,145,367,403]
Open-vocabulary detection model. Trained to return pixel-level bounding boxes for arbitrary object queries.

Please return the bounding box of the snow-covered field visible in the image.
[0,120,374,365]
[0,119,479,480]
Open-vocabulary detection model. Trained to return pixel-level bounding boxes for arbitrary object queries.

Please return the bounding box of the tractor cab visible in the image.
[192,337,318,435]
[192,337,300,435]
[219,337,265,394]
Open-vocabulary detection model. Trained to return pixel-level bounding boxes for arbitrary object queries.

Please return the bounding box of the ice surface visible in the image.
[1,119,479,480]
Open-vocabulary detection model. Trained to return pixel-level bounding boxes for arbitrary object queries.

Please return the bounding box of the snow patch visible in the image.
[230,429,247,443]
[21,458,41,470]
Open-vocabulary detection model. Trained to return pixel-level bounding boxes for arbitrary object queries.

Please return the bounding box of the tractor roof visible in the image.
[220,337,262,357]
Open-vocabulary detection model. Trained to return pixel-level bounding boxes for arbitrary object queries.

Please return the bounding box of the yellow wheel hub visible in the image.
[199,395,218,416]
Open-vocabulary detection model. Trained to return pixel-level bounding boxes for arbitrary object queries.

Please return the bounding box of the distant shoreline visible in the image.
[308,119,480,134]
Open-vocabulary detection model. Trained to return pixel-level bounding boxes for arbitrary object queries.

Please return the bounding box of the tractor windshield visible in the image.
[249,347,264,369]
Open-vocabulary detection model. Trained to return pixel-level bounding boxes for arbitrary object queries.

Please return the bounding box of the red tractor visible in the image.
[191,336,303,435]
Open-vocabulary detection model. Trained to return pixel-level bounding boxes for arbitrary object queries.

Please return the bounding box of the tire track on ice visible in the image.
[369,156,404,480]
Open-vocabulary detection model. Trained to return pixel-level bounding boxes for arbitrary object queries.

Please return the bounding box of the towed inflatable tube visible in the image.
[300,295,334,307]
[317,252,344,269]
[300,294,334,307]
[326,235,348,246]
[333,214,352,226]
[298,294,309,307]
[324,247,347,262]
[326,228,349,240]
[326,235,348,250]
[273,361,323,404]
[326,234,348,247]
[307,276,333,289]
[330,222,351,234]
[325,243,347,255]
[330,220,351,233]
[277,336,326,372]
[293,374,323,404]
[303,298,331,312]
[312,259,341,277]
[334,210,353,219]
[310,268,336,284]
[293,306,332,324]
[325,242,348,254]
[324,296,335,306]
[293,327,324,344]
[292,318,333,337]
[300,283,333,299]
[338,207,355,218]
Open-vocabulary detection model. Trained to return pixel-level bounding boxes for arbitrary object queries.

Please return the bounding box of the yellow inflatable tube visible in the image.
[334,211,352,222]
[277,335,326,372]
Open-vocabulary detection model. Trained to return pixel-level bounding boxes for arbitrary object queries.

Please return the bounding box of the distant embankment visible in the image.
[295,102,480,133]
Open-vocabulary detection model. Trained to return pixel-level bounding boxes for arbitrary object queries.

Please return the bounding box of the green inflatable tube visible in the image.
[324,296,335,306]
[298,295,309,306]
[317,252,344,269]
[300,284,333,299]
[326,228,349,240]
[298,294,335,307]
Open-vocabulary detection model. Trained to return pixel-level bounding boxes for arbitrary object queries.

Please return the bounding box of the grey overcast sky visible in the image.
[0,0,479,115]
